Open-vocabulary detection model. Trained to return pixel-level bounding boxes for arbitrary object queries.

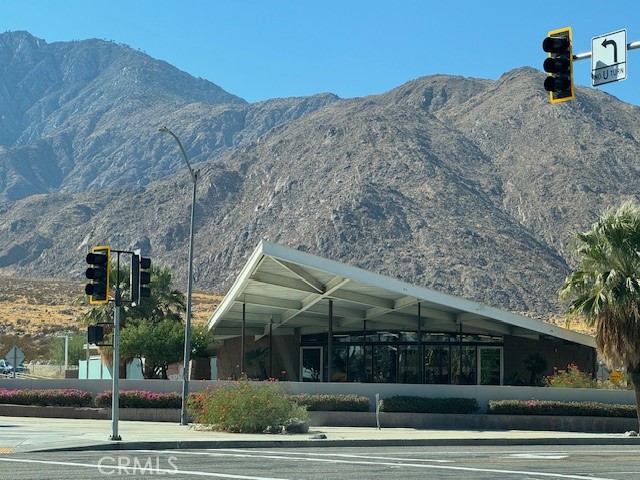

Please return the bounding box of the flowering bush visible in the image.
[0,388,93,407]
[94,390,182,408]
[187,378,308,433]
[488,399,636,417]
[544,364,597,388]
[290,393,370,412]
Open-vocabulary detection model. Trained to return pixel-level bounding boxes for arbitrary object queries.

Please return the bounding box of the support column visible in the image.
[417,302,423,383]
[240,303,246,376]
[327,299,333,382]
[269,318,273,378]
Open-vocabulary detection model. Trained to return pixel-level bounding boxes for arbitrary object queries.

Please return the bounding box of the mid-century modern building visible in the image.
[207,241,596,385]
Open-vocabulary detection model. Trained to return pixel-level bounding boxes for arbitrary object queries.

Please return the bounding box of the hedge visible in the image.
[488,399,637,418]
[0,388,93,407]
[379,396,479,414]
[290,393,370,412]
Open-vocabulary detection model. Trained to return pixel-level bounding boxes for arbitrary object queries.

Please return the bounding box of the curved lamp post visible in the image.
[158,126,197,426]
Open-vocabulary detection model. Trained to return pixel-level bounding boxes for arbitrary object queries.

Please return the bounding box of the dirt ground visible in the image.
[0,277,222,337]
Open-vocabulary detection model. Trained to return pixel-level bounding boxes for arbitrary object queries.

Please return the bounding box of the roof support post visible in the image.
[328,299,333,382]
[417,302,423,384]
[240,303,246,376]
[269,318,273,378]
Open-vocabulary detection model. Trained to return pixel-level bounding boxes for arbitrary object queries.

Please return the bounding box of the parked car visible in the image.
[0,360,13,374]
[13,364,28,373]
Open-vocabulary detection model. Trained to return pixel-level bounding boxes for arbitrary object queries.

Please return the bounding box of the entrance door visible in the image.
[300,347,323,382]
[478,347,502,385]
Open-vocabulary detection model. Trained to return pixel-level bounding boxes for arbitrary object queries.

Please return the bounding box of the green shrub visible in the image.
[0,388,92,407]
[379,396,479,414]
[544,364,597,388]
[290,393,370,411]
[488,399,636,417]
[187,379,308,433]
[94,390,182,408]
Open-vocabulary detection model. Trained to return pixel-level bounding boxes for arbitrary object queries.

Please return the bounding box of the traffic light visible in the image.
[85,245,111,305]
[542,27,574,103]
[87,324,104,345]
[130,250,151,306]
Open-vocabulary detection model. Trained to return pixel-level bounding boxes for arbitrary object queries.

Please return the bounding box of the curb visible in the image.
[29,436,640,453]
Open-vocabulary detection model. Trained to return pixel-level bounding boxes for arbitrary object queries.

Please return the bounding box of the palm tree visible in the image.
[559,201,640,430]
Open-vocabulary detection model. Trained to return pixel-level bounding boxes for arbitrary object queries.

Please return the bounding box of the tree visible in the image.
[559,201,640,430]
[50,333,87,367]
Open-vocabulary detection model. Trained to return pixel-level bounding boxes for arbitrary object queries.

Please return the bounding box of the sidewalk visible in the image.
[1,416,639,453]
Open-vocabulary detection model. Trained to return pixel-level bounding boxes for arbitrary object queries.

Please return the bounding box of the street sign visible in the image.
[5,345,25,366]
[609,370,623,383]
[592,29,627,86]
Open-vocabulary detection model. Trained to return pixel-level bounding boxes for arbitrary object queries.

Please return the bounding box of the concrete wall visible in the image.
[0,378,634,413]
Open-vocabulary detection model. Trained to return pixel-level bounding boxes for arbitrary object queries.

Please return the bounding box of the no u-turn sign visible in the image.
[592,29,627,86]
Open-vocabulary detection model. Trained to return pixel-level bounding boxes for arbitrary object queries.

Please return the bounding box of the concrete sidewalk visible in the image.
[1,416,640,453]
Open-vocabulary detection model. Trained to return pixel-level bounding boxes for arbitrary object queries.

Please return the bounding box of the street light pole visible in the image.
[158,126,198,427]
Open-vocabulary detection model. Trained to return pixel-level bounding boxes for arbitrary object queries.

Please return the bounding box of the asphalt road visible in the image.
[0,445,639,479]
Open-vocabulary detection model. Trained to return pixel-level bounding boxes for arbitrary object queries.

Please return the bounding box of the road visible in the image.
[0,445,639,479]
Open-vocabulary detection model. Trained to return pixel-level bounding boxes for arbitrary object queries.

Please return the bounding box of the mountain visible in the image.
[1,31,640,319]
[0,31,340,200]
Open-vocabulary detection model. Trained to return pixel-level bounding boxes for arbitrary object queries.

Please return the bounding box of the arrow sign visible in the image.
[592,29,627,87]
[601,38,618,63]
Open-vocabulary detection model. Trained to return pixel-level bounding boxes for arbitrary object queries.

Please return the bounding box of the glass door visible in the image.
[300,347,323,382]
[478,347,502,385]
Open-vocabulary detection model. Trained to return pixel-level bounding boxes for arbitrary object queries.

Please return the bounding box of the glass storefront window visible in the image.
[331,346,348,381]
[348,345,366,382]
[451,345,477,385]
[423,345,450,384]
[372,345,397,383]
[398,345,419,383]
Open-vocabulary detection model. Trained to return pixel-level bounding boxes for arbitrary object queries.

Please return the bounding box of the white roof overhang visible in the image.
[207,241,596,348]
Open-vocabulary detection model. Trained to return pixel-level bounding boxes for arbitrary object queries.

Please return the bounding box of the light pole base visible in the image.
[109,435,122,441]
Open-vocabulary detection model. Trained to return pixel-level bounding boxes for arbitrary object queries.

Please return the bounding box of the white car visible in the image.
[0,360,13,375]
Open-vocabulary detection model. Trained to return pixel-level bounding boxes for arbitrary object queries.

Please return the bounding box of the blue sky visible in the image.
[3,1,640,105]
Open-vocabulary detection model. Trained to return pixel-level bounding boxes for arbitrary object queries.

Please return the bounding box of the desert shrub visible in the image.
[488,399,636,417]
[0,388,92,407]
[544,364,597,388]
[187,379,308,433]
[379,396,479,414]
[290,393,370,411]
[94,390,182,408]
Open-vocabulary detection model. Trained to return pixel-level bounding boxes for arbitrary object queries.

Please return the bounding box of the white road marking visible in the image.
[508,454,569,460]
[142,448,618,480]
[0,457,293,480]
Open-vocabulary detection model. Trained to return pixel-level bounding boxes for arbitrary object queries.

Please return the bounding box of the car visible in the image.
[0,360,13,375]
[13,364,28,373]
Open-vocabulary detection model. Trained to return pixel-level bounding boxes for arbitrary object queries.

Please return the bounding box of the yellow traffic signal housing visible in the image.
[542,27,575,103]
[85,245,111,304]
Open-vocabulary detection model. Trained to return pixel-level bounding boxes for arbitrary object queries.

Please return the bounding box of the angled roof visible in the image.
[207,241,595,348]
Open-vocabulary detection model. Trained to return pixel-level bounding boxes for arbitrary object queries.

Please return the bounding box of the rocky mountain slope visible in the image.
[1,31,640,319]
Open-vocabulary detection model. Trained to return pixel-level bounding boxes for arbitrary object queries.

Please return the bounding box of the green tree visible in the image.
[50,333,87,367]
[559,201,640,430]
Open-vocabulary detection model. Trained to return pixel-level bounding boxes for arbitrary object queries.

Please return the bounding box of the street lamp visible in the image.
[158,126,197,426]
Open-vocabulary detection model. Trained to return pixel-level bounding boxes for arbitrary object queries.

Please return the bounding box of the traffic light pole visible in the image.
[109,278,122,441]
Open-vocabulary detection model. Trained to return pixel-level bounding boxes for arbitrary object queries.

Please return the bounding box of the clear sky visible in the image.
[2,1,640,105]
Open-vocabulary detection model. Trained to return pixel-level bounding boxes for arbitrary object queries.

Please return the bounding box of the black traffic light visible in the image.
[87,324,104,345]
[85,245,111,305]
[542,27,574,103]
[130,250,151,306]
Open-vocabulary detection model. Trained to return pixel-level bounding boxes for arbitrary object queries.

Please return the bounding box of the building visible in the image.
[207,241,596,385]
